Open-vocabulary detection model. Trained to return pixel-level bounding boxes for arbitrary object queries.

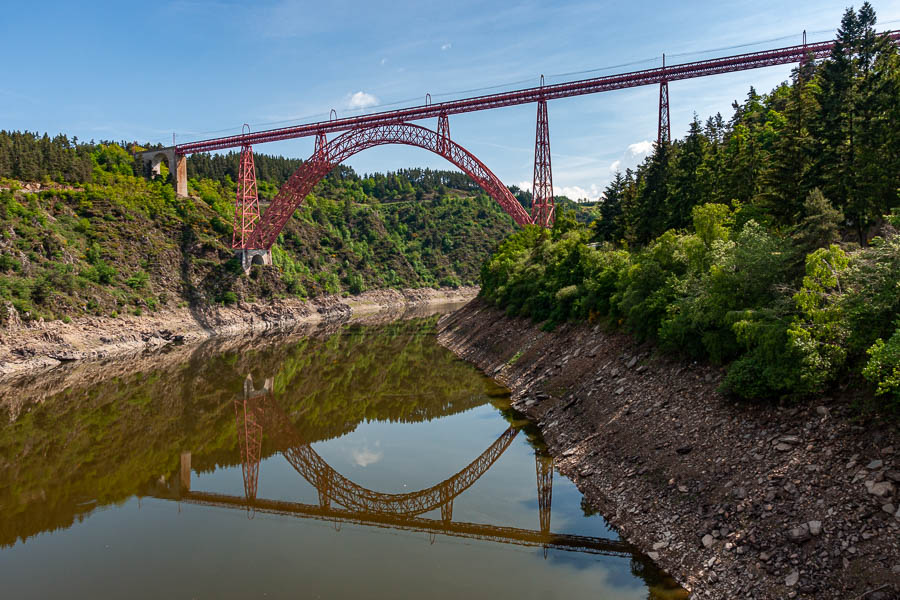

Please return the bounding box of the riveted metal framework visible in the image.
[658,82,671,145]
[658,55,671,145]
[536,454,553,535]
[172,491,637,557]
[236,389,523,517]
[174,31,900,156]
[154,380,639,558]
[245,122,533,250]
[233,379,263,505]
[152,30,900,248]
[437,113,450,155]
[531,100,554,227]
[282,427,519,517]
[232,138,260,250]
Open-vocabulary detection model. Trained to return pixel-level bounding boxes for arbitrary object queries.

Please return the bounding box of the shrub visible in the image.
[863,325,900,406]
[125,270,149,290]
[82,260,117,285]
[659,221,794,363]
[613,231,692,340]
[0,254,20,272]
[786,245,851,394]
[346,273,365,295]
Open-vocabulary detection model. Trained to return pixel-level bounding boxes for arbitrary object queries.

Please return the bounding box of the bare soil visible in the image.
[438,299,900,600]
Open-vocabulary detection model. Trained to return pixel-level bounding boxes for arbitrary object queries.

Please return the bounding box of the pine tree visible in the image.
[666,117,709,230]
[759,63,820,224]
[793,188,844,253]
[816,7,860,237]
[624,143,671,244]
[594,170,626,242]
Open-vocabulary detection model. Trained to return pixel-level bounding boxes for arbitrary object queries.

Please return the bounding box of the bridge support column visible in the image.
[236,248,272,273]
[174,154,188,197]
[658,54,670,146]
[440,486,454,524]
[437,113,450,156]
[235,382,264,507]
[536,452,553,557]
[137,148,188,198]
[180,451,192,493]
[233,136,261,250]
[532,99,554,227]
[317,471,332,510]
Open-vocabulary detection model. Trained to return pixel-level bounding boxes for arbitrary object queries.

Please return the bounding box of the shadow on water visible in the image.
[0,313,687,599]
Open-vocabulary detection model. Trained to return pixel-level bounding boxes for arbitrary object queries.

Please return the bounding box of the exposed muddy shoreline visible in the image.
[0,286,477,379]
[437,299,900,599]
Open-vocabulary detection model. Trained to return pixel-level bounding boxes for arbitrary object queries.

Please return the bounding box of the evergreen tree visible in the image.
[666,117,709,230]
[623,143,671,244]
[792,188,844,253]
[759,62,820,224]
[593,170,626,242]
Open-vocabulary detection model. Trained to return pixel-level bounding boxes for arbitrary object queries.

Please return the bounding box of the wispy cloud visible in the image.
[346,91,379,110]
[627,140,653,156]
[441,43,452,51]
[352,447,383,467]
[557,183,602,202]
[609,160,621,173]
[516,180,601,201]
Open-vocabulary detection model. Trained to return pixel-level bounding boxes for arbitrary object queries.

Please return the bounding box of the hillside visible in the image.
[0,139,516,323]
[480,5,900,409]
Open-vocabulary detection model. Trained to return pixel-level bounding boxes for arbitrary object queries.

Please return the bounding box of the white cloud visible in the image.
[608,160,621,173]
[557,184,602,202]
[515,180,601,202]
[627,140,653,156]
[346,91,379,110]
[441,43,452,51]
[379,57,387,66]
[351,446,383,467]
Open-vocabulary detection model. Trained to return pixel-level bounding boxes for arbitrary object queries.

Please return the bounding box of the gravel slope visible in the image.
[438,299,900,599]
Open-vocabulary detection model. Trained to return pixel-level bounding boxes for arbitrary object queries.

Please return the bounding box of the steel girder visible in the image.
[175,31,900,155]
[282,427,519,517]
[245,122,533,250]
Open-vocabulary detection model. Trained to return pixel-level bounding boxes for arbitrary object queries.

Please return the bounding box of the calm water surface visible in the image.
[0,312,687,599]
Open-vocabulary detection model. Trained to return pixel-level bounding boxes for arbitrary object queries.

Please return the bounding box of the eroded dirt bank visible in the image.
[438,299,900,600]
[0,286,476,378]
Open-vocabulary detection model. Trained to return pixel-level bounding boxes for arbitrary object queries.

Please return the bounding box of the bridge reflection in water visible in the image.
[153,374,637,560]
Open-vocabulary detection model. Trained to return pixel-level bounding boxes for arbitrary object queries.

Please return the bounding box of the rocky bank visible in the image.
[0,286,477,378]
[438,299,900,599]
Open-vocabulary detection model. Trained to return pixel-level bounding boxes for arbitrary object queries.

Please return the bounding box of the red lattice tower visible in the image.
[536,452,553,558]
[234,376,264,508]
[437,113,450,156]
[232,124,260,249]
[658,54,671,145]
[531,96,554,227]
[314,130,328,162]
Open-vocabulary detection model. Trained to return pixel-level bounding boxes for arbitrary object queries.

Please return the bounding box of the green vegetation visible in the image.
[481,4,900,409]
[0,317,506,548]
[0,133,519,322]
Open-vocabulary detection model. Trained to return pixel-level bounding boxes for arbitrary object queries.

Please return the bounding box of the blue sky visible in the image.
[3,0,899,199]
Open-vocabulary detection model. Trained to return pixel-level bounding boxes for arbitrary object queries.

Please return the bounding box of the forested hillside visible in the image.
[482,4,900,408]
[0,135,517,323]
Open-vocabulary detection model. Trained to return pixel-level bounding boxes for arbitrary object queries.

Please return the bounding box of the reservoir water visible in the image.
[0,310,687,599]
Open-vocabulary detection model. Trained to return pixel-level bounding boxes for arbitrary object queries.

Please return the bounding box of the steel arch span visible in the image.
[247,388,521,517]
[244,123,533,250]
